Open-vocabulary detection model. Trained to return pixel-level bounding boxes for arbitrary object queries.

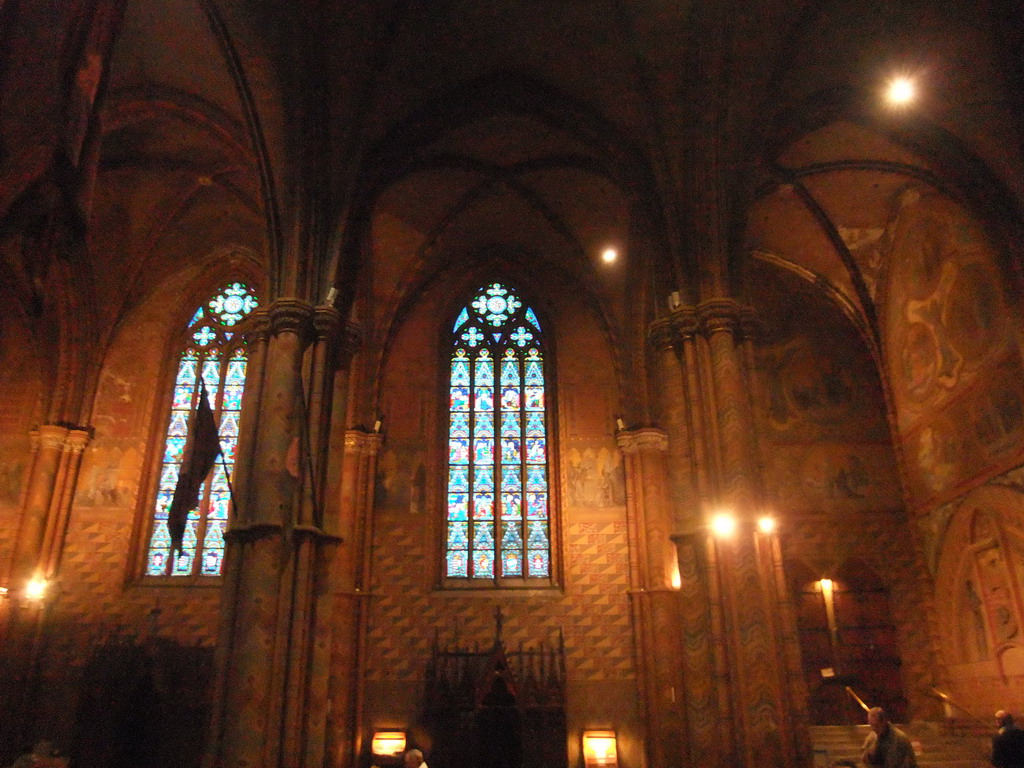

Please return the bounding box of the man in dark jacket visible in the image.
[992,710,1024,768]
[862,707,918,768]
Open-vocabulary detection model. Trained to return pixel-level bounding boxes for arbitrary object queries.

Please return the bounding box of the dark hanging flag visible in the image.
[167,379,221,559]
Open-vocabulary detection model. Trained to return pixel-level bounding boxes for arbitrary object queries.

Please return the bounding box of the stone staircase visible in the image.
[810,722,991,767]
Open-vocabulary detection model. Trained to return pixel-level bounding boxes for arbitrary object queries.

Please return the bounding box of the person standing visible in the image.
[992,710,1024,768]
[862,707,918,768]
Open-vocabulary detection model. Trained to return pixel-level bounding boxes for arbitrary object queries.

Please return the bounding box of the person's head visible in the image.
[867,706,890,735]
[997,710,1014,729]
[404,748,424,768]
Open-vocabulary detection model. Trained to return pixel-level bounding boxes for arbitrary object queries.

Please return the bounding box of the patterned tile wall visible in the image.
[364,517,635,684]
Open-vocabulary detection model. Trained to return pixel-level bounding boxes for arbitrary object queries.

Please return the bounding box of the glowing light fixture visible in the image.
[582,730,618,767]
[757,516,776,534]
[601,247,618,264]
[710,513,737,538]
[886,76,916,105]
[24,577,48,601]
[371,731,406,758]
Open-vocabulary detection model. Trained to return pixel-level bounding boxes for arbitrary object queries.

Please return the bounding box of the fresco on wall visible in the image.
[564,443,624,508]
[76,439,143,508]
[884,188,1024,506]
[753,266,900,514]
[376,445,427,514]
[935,483,1024,706]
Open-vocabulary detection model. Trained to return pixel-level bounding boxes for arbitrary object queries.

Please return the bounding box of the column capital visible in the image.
[670,306,699,339]
[696,298,744,335]
[313,305,342,343]
[648,318,675,351]
[36,424,69,450]
[240,308,272,343]
[65,428,92,453]
[268,298,316,338]
[616,427,669,454]
[343,429,383,456]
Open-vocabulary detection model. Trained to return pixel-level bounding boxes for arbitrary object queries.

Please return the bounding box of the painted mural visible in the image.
[753,262,900,514]
[934,481,1024,712]
[883,187,1024,507]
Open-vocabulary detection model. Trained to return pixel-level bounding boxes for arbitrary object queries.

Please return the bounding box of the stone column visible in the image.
[0,424,89,759]
[694,298,801,768]
[7,425,69,593]
[205,299,341,768]
[617,427,687,768]
[327,429,382,767]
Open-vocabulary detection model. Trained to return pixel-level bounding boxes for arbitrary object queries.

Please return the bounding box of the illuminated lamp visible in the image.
[582,730,618,767]
[25,577,48,602]
[371,731,406,759]
[757,516,776,534]
[710,513,737,538]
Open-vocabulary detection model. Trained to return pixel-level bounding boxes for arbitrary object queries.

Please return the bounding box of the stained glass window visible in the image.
[144,282,258,578]
[447,282,551,582]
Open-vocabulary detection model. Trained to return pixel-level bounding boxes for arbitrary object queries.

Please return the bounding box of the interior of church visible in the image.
[1,1,1024,766]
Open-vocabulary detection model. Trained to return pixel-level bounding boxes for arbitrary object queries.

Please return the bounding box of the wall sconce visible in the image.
[582,730,618,767]
[371,731,406,760]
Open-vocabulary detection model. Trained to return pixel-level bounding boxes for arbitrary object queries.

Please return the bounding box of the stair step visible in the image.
[810,723,991,768]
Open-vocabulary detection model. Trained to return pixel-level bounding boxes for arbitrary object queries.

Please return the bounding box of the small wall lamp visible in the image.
[371,731,406,759]
[582,730,618,767]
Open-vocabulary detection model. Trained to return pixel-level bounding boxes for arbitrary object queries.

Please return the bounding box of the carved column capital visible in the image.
[343,430,383,456]
[241,309,271,343]
[65,428,92,454]
[268,298,315,338]
[313,305,342,343]
[616,427,669,454]
[696,298,744,336]
[670,306,699,340]
[648,318,675,351]
[36,424,69,451]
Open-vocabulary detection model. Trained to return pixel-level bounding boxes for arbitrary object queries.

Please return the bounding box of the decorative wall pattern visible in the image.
[364,517,634,684]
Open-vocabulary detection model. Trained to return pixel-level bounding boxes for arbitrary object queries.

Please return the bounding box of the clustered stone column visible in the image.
[6,425,91,596]
[327,428,382,766]
[205,299,343,768]
[650,298,807,768]
[0,423,90,757]
[617,427,688,768]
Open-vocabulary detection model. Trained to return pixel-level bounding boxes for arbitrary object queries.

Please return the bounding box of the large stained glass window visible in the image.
[144,282,258,578]
[446,282,551,583]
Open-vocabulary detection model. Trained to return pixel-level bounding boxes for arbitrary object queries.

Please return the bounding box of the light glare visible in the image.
[710,513,737,537]
[24,577,48,601]
[886,76,915,105]
[601,248,618,263]
[757,516,776,534]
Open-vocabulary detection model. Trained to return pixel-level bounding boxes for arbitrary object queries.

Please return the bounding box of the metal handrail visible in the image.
[926,687,991,729]
[845,686,869,712]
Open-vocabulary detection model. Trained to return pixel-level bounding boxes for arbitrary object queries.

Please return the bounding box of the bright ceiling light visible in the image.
[710,513,737,537]
[886,76,916,105]
[601,247,618,264]
[757,516,776,534]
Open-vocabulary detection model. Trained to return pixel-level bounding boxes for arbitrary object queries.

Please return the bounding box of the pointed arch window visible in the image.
[446,282,551,585]
[144,282,259,579]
